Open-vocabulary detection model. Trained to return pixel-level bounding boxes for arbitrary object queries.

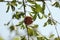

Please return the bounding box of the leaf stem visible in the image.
[26,25,29,40]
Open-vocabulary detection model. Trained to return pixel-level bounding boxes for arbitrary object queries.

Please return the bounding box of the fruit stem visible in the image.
[23,0,29,40]
[26,25,29,40]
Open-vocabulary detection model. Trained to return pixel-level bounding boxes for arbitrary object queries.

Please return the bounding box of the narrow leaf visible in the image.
[6,6,10,13]
[11,5,15,11]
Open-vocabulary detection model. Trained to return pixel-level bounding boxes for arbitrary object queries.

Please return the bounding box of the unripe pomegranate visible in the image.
[24,16,33,25]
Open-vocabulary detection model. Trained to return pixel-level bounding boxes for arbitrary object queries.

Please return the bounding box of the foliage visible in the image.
[0,36,4,40]
[52,2,60,8]
[0,0,60,40]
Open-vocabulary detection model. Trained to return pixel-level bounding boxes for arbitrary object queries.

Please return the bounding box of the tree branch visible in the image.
[23,0,29,40]
[46,3,60,39]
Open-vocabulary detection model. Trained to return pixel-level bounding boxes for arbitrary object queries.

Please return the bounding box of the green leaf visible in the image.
[6,6,10,13]
[21,36,26,40]
[32,25,38,28]
[18,2,22,4]
[29,13,33,17]
[11,1,17,6]
[33,14,37,21]
[48,18,51,24]
[11,5,15,11]
[28,27,34,36]
[38,14,41,19]
[36,0,44,1]
[12,12,24,19]
[0,0,4,2]
[13,37,21,40]
[31,3,42,13]
[12,0,16,1]
[48,13,51,16]
[33,31,39,36]
[35,4,42,12]
[52,21,56,25]
[42,2,45,14]
[37,36,49,40]
[16,21,26,29]
[52,2,60,8]
[54,37,60,40]
[0,36,4,40]
[49,34,54,38]
[21,24,25,29]
[43,22,48,27]
[9,25,15,32]
[37,36,44,40]
[27,0,36,4]
[44,37,49,40]
[16,21,24,26]
[43,14,47,18]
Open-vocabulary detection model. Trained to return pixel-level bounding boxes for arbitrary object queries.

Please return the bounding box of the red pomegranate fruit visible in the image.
[24,16,33,25]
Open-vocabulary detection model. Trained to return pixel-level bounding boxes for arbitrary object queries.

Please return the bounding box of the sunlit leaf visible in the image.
[35,3,42,13]
[11,1,17,6]
[28,27,34,36]
[13,36,21,40]
[33,31,39,36]
[0,36,4,40]
[32,25,38,28]
[31,3,42,13]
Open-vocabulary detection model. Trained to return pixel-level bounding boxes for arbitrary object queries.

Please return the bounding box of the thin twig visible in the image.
[26,25,29,40]
[54,25,60,38]
[23,0,29,40]
[23,0,26,16]
[46,3,60,39]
